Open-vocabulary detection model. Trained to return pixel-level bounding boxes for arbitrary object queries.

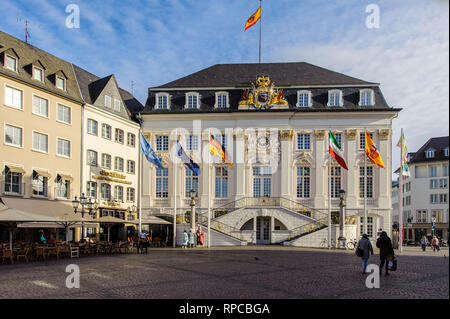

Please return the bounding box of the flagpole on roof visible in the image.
[259,0,262,63]
[208,131,211,248]
[173,135,178,248]
[139,131,143,234]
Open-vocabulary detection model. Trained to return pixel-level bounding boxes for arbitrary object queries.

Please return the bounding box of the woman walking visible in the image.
[376,231,395,276]
[188,229,195,248]
[357,234,373,274]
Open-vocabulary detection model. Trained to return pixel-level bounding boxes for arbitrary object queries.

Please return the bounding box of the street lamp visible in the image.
[189,189,197,232]
[338,189,346,249]
[432,216,436,237]
[72,193,93,242]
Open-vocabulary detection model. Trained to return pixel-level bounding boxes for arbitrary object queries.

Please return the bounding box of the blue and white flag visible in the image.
[140,133,164,169]
[176,140,201,175]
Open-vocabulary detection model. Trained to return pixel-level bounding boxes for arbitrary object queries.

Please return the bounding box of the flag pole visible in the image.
[328,130,332,249]
[259,0,262,64]
[399,128,404,253]
[173,137,178,248]
[139,131,143,233]
[364,128,367,236]
[208,132,211,248]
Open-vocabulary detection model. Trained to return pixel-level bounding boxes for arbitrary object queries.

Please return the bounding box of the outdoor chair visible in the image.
[69,244,79,258]
[1,249,14,264]
[35,247,46,261]
[57,244,70,259]
[46,246,59,260]
[111,242,121,254]
[15,247,30,263]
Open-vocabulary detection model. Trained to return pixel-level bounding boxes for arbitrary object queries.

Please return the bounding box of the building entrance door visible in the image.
[256,217,271,244]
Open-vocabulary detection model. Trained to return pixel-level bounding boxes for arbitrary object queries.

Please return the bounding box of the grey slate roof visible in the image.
[408,136,449,164]
[0,30,82,103]
[143,62,397,114]
[73,64,143,122]
[153,62,378,89]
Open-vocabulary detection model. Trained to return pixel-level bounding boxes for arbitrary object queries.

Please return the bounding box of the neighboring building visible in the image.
[73,65,142,240]
[0,31,84,240]
[139,62,400,247]
[392,136,449,242]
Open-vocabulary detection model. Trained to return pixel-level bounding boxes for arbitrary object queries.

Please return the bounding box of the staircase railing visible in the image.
[196,213,243,241]
[285,217,329,242]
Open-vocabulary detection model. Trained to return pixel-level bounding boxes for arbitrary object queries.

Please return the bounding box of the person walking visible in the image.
[196,227,204,247]
[182,230,188,249]
[431,236,440,252]
[376,231,395,276]
[357,234,373,274]
[188,229,195,248]
[420,235,428,252]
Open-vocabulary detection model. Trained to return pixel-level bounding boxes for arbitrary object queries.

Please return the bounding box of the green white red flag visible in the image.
[329,130,348,170]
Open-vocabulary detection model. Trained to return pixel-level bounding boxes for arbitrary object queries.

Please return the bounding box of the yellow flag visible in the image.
[365,132,385,168]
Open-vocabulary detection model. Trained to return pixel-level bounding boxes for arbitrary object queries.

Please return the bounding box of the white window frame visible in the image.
[444,148,449,157]
[115,128,124,144]
[127,160,135,174]
[4,85,23,110]
[425,149,435,158]
[296,90,312,107]
[32,95,49,118]
[102,124,112,139]
[33,66,44,82]
[156,93,170,109]
[4,123,23,148]
[327,89,343,107]
[127,132,136,147]
[32,131,49,154]
[104,95,112,108]
[56,76,66,91]
[113,98,121,112]
[214,92,230,109]
[57,104,71,125]
[359,89,374,106]
[101,153,111,169]
[185,92,200,109]
[5,54,18,72]
[87,150,98,166]
[56,138,71,158]
[114,157,124,172]
[87,119,98,135]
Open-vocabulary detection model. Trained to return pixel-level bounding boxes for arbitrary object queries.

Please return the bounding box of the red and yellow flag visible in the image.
[244,7,261,31]
[365,132,385,168]
[210,136,233,166]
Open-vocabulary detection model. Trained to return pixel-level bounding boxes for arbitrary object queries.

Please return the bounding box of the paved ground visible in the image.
[0,246,448,299]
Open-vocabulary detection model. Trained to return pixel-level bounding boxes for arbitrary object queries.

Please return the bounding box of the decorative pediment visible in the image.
[294,151,314,166]
[279,129,293,141]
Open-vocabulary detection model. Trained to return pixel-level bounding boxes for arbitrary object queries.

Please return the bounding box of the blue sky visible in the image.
[1,0,449,173]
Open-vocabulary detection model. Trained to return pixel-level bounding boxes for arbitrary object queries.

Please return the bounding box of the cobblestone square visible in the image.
[0,247,448,299]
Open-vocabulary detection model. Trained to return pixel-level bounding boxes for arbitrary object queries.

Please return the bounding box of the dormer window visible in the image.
[56,76,66,91]
[444,148,449,157]
[156,93,170,109]
[5,55,17,72]
[215,92,229,108]
[113,98,121,112]
[359,89,374,106]
[33,66,44,82]
[296,90,312,107]
[186,92,199,109]
[425,149,435,158]
[327,90,343,107]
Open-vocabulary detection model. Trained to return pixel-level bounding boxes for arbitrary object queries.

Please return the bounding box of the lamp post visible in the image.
[189,189,197,232]
[432,216,436,237]
[338,189,346,249]
[72,193,93,242]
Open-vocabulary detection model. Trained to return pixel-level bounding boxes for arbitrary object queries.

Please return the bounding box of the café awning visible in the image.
[5,164,25,174]
[141,216,172,225]
[33,169,51,178]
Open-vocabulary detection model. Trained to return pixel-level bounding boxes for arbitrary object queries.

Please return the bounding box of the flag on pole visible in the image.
[210,135,233,166]
[140,133,164,169]
[329,130,348,170]
[176,140,201,175]
[365,132,385,168]
[396,132,410,176]
[244,7,261,31]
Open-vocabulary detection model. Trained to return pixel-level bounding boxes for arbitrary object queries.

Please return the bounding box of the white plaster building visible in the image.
[392,136,449,243]
[139,63,400,247]
[74,65,142,241]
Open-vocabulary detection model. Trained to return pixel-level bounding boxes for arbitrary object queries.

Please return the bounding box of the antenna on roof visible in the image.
[17,18,36,43]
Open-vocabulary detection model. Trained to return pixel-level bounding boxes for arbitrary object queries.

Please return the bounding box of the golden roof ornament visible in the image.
[239,76,288,109]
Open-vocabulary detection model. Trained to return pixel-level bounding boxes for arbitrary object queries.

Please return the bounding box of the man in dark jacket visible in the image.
[357,234,374,274]
[376,231,394,275]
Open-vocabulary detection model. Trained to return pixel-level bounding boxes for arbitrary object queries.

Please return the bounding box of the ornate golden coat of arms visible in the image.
[239,76,288,110]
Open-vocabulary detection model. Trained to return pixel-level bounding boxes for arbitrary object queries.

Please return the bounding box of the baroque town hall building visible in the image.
[140,63,401,246]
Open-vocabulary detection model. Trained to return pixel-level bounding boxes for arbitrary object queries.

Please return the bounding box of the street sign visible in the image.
[432,225,436,229]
